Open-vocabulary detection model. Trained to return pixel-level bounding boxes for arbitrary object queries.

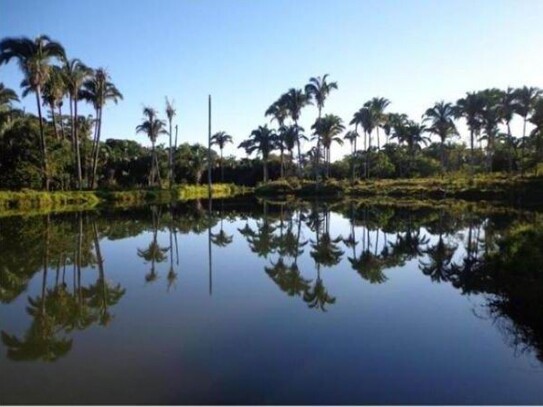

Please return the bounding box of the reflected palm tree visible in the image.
[265,258,312,297]
[303,267,336,312]
[419,231,457,283]
[137,206,168,283]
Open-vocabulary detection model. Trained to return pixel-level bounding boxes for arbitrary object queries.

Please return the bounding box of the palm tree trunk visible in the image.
[280,147,284,178]
[521,117,527,176]
[50,104,59,140]
[470,129,475,175]
[507,122,513,174]
[35,89,50,191]
[169,118,173,189]
[440,139,445,176]
[150,142,156,186]
[220,148,224,182]
[376,127,380,150]
[91,107,102,189]
[58,105,66,140]
[263,155,269,182]
[74,99,83,190]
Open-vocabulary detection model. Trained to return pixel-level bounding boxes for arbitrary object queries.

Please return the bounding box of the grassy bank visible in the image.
[0,184,250,216]
[255,175,543,205]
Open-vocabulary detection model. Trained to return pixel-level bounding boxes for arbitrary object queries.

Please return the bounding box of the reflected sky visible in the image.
[1,200,542,404]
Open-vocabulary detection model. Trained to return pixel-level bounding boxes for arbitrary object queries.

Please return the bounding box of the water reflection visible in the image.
[1,199,542,368]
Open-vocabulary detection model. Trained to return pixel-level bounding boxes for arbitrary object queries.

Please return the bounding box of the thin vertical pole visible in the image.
[208,95,212,200]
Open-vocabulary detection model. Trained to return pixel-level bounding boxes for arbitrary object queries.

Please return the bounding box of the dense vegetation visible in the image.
[1,35,542,193]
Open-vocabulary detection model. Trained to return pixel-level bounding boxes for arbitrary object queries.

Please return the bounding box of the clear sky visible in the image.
[1,0,542,160]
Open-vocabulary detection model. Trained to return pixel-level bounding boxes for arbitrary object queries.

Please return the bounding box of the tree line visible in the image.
[1,35,542,191]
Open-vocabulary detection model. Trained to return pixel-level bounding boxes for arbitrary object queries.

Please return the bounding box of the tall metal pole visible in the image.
[207,95,213,296]
[207,95,212,200]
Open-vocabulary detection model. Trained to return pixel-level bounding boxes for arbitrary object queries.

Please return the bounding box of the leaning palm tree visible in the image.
[211,131,233,182]
[80,68,123,188]
[165,98,176,188]
[0,35,66,190]
[311,114,345,177]
[365,97,390,149]
[62,58,92,189]
[456,92,485,174]
[238,125,275,182]
[305,74,338,177]
[423,101,458,174]
[282,88,309,169]
[136,107,167,186]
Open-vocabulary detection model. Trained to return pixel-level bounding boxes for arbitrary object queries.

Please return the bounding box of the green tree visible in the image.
[311,114,345,177]
[211,131,233,182]
[136,107,166,186]
[239,125,275,182]
[0,35,66,190]
[282,88,309,170]
[365,97,390,149]
[423,101,458,174]
[80,68,123,188]
[456,92,485,174]
[165,98,176,188]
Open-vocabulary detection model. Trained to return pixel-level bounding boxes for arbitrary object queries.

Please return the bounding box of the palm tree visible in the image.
[515,86,542,174]
[0,35,66,190]
[305,74,338,177]
[344,130,359,182]
[365,97,390,149]
[136,107,166,186]
[165,98,176,188]
[211,131,233,182]
[423,101,458,174]
[0,83,19,134]
[419,235,457,283]
[238,125,275,182]
[80,68,123,188]
[0,83,19,109]
[282,88,309,169]
[498,88,519,173]
[265,98,289,177]
[479,89,503,172]
[351,107,375,178]
[41,66,65,140]
[62,58,92,189]
[311,114,345,177]
[456,92,485,174]
[529,98,543,171]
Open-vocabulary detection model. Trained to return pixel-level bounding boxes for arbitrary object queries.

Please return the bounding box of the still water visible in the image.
[1,198,543,405]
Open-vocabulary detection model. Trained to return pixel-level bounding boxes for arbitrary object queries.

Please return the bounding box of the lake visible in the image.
[1,198,542,405]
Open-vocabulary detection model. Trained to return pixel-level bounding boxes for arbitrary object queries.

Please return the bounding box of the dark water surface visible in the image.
[1,199,543,405]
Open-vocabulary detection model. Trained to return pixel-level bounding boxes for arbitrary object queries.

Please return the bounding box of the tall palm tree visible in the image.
[344,130,359,182]
[0,35,66,190]
[305,74,338,178]
[529,98,543,171]
[80,68,123,188]
[136,107,166,186]
[311,114,345,177]
[62,58,92,189]
[239,125,275,182]
[498,88,519,173]
[165,98,176,188]
[365,97,390,149]
[282,88,309,170]
[211,131,233,182]
[41,66,65,140]
[265,97,289,177]
[479,89,503,172]
[456,92,485,174]
[515,86,542,174]
[351,107,375,178]
[423,101,458,174]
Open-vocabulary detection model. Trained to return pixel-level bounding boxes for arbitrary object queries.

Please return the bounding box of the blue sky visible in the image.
[2,0,542,160]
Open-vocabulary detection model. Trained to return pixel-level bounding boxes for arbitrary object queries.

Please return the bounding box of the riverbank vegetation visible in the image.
[1,35,542,200]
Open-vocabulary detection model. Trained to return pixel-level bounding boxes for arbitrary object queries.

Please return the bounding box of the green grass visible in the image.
[254,174,543,204]
[0,183,250,216]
